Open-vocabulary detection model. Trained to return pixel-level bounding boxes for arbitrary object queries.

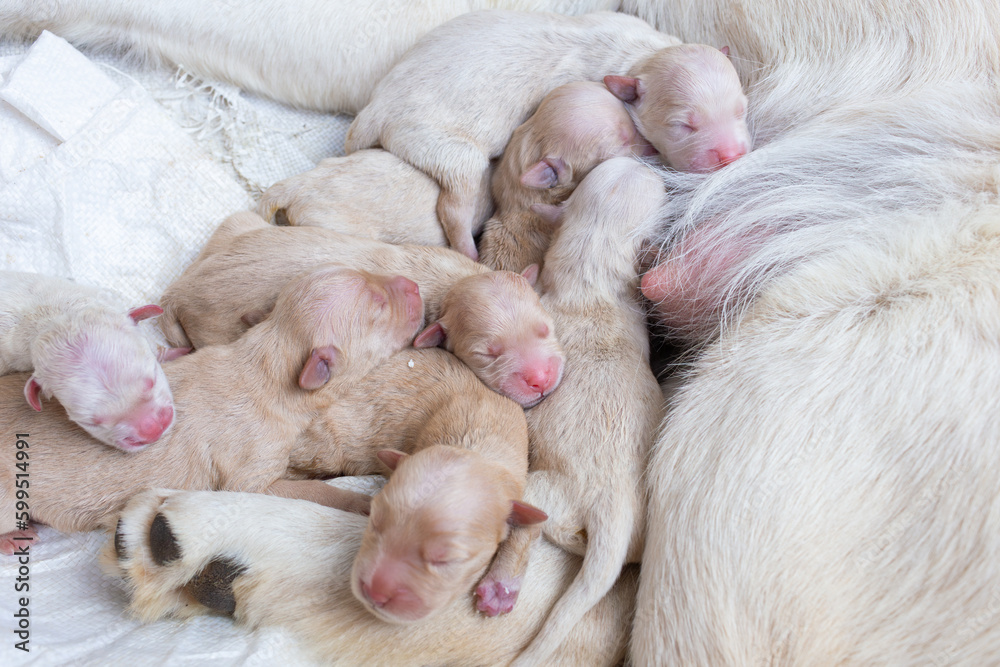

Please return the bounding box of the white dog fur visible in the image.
[0,271,175,451]
[0,0,617,112]
[109,488,638,666]
[475,157,666,665]
[628,1,1000,665]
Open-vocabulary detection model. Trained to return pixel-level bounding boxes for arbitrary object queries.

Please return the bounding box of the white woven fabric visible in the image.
[0,31,366,666]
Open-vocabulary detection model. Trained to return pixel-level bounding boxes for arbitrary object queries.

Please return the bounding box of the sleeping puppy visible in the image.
[160,212,565,408]
[0,271,178,451]
[0,265,422,553]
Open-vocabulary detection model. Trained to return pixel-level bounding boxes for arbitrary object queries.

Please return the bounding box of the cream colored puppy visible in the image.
[0,271,177,451]
[605,44,750,171]
[109,488,637,666]
[290,344,545,623]
[0,265,422,553]
[345,9,679,259]
[475,158,667,667]
[257,149,447,247]
[479,81,654,273]
[161,211,565,407]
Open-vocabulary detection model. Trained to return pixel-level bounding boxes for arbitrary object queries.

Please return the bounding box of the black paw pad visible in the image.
[114,519,127,560]
[149,513,182,565]
[185,558,247,615]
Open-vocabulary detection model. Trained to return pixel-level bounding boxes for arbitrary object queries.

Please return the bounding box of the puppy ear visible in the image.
[520,264,540,286]
[241,309,270,328]
[720,45,731,57]
[23,376,43,411]
[413,322,446,349]
[521,157,569,189]
[128,304,164,323]
[157,346,191,362]
[298,346,339,390]
[508,500,548,526]
[529,203,564,227]
[376,449,408,471]
[604,75,646,104]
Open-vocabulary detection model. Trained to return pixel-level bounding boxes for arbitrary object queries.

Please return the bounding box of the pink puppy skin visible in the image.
[1,272,177,452]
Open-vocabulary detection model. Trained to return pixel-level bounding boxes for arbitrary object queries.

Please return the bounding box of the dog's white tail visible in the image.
[512,500,634,666]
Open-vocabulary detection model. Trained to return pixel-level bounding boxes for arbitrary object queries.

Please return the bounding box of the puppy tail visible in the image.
[157,300,193,349]
[512,503,633,667]
[343,110,380,154]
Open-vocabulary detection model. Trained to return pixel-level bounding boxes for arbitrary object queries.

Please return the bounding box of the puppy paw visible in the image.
[475,574,522,616]
[0,526,38,555]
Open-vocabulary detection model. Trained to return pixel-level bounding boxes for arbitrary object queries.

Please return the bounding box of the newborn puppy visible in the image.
[345,9,679,259]
[161,212,564,407]
[0,271,176,451]
[257,149,447,247]
[286,344,546,624]
[414,269,563,408]
[605,44,751,171]
[0,265,423,552]
[477,158,666,665]
[479,81,654,272]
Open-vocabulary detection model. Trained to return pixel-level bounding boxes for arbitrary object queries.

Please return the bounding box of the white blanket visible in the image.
[0,32,360,666]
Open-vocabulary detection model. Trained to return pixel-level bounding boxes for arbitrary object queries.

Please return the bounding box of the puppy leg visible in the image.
[0,526,38,556]
[265,479,371,515]
[433,148,495,260]
[106,489,367,625]
[475,523,540,616]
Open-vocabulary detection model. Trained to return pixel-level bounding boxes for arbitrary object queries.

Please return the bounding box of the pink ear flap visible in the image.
[128,304,164,323]
[520,264,540,286]
[298,346,339,390]
[529,203,564,227]
[604,75,644,103]
[376,449,408,471]
[720,45,731,56]
[508,500,548,526]
[157,346,191,362]
[24,376,43,411]
[413,322,447,349]
[521,157,569,189]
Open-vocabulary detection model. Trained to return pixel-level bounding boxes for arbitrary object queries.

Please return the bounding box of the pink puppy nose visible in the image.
[521,358,561,395]
[364,566,405,608]
[133,406,173,444]
[361,580,389,607]
[709,144,746,169]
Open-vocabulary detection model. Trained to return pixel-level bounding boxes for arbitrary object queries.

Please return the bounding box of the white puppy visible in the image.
[345,9,679,258]
[257,149,447,247]
[0,271,176,451]
[473,158,666,666]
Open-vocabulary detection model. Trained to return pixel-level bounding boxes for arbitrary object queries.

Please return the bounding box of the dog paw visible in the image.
[0,526,38,555]
[105,489,251,621]
[475,574,522,616]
